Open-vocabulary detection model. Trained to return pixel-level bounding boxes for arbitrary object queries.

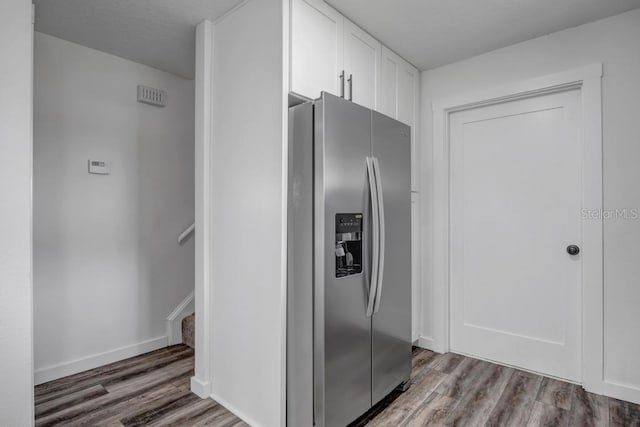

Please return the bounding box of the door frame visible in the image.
[431,64,603,392]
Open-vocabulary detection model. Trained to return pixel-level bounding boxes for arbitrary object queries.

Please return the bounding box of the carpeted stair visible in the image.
[181,313,195,349]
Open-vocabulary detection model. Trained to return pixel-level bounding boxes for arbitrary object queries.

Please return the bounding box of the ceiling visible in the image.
[34,0,245,79]
[35,0,640,78]
[325,0,640,70]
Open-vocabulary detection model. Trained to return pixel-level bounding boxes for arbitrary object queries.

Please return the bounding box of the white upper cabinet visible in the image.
[378,46,418,126]
[342,19,381,110]
[378,46,419,189]
[290,0,381,107]
[396,55,419,189]
[397,60,418,128]
[378,46,401,118]
[290,0,418,136]
[291,0,344,98]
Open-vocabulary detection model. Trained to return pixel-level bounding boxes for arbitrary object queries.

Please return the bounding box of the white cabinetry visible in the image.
[290,0,418,188]
[290,0,344,98]
[378,47,401,118]
[342,19,380,110]
[378,46,419,187]
[377,46,421,341]
[290,0,381,108]
[397,62,418,134]
[379,47,419,124]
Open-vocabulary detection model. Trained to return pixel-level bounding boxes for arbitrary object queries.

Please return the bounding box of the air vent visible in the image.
[137,85,166,107]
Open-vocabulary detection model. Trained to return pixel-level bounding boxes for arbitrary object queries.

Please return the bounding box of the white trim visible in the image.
[602,380,640,405]
[210,390,264,427]
[431,64,604,389]
[190,376,212,399]
[193,19,214,397]
[412,70,422,344]
[417,336,437,352]
[579,68,604,395]
[431,64,603,113]
[34,336,167,385]
[212,0,251,25]
[166,291,195,345]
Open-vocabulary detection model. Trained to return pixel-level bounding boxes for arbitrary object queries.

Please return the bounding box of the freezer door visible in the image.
[315,93,373,427]
[287,102,314,427]
[371,111,412,404]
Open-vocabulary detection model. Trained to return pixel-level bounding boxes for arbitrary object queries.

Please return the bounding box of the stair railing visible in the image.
[178,223,195,244]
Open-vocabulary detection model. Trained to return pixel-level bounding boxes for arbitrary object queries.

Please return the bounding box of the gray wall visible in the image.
[33,32,195,383]
[420,8,640,393]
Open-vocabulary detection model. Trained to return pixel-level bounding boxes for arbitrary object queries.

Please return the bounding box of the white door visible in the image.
[290,0,343,99]
[450,89,583,381]
[343,19,380,110]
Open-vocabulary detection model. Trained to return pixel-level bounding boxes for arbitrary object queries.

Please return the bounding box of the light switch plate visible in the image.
[88,159,110,175]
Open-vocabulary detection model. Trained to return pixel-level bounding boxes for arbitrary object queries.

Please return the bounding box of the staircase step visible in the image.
[181,313,195,349]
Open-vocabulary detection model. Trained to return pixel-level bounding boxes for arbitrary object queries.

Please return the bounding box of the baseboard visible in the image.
[210,390,264,427]
[416,335,436,351]
[601,379,640,405]
[34,336,167,385]
[190,376,212,398]
[166,291,195,345]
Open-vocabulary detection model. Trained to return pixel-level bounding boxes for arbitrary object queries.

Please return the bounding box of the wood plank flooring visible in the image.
[35,345,640,426]
[34,345,247,427]
[352,347,640,427]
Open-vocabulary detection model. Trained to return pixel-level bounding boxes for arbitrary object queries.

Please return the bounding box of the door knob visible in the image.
[567,245,580,255]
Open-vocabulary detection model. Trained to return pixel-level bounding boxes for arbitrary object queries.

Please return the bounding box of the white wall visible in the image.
[33,33,195,383]
[0,1,34,425]
[420,8,640,400]
[205,1,286,426]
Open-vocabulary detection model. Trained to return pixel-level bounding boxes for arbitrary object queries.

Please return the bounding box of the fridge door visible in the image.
[287,102,314,427]
[315,93,374,427]
[371,111,412,404]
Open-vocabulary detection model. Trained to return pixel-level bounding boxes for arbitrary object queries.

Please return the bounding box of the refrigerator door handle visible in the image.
[366,157,379,318]
[373,157,385,313]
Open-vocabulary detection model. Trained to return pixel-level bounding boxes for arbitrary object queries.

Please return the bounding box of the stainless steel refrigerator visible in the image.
[287,92,412,427]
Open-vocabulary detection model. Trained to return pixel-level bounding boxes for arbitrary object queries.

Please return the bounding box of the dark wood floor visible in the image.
[35,345,640,426]
[354,347,640,427]
[34,345,247,426]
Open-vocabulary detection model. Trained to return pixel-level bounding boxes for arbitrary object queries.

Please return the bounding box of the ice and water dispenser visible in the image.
[335,213,363,277]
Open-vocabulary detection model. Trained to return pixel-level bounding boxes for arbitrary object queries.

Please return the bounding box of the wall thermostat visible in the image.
[88,159,110,175]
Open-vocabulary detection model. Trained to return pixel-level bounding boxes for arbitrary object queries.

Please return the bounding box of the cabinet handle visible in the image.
[339,71,345,98]
[348,74,353,101]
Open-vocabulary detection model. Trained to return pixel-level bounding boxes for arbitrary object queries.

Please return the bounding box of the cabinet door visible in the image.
[396,60,419,189]
[397,60,418,131]
[378,46,400,118]
[291,0,343,99]
[343,19,380,110]
[397,59,420,342]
